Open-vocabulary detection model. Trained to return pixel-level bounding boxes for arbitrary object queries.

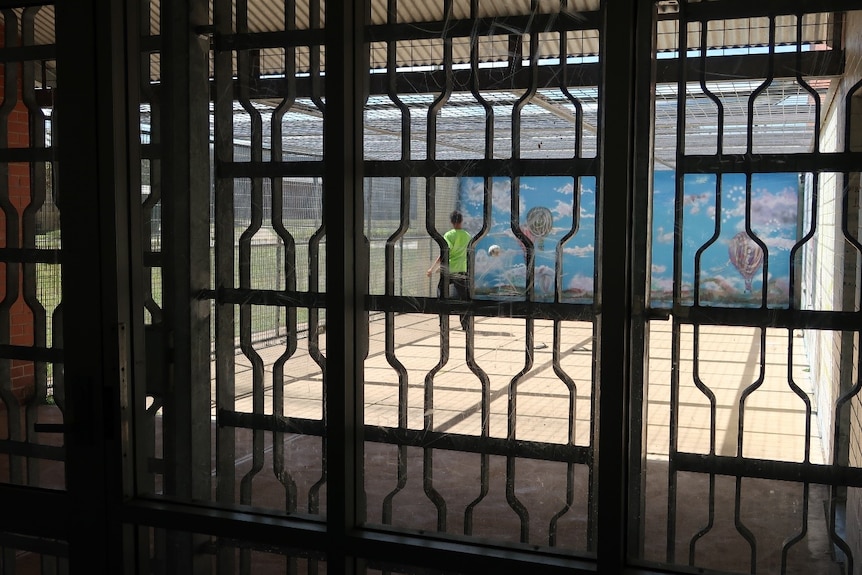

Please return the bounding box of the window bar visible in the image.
[305,0,327,527]
[733,476,757,572]
[0,8,23,485]
[743,17,778,309]
[505,317,533,544]
[422,0,455,532]
[666,320,681,563]
[271,0,300,516]
[736,328,766,456]
[629,1,656,558]
[667,5,690,564]
[380,0,410,530]
[505,4,542,544]
[21,6,50,485]
[789,168,818,309]
[234,5,268,575]
[795,15,822,158]
[547,22,583,539]
[672,326,720,566]
[213,6,239,566]
[687,471,715,566]
[693,20,723,309]
[692,328,717,456]
[548,318,577,547]
[463,0,493,534]
[780,330,813,574]
[464,0,492,433]
[780,481,809,573]
[727,327,767,569]
[841,77,862,308]
[786,330,813,461]
[141,0,162,323]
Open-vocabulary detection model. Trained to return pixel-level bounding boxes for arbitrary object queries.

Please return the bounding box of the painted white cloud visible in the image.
[564,244,595,257]
[655,226,674,244]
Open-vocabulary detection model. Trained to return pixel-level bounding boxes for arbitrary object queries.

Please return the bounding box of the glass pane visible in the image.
[144,527,326,574]
[0,6,63,492]
[0,533,67,575]
[361,0,600,554]
[638,4,862,573]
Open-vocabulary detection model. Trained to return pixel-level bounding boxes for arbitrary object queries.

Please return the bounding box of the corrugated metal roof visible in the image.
[13,2,836,81]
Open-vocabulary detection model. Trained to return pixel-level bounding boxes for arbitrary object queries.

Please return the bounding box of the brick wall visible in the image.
[807,9,862,565]
[0,21,36,407]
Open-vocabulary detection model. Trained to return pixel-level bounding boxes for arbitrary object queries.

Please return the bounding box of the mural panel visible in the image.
[457,172,800,308]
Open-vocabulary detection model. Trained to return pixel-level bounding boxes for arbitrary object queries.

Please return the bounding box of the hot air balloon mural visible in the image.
[525,206,553,250]
[728,231,764,293]
[457,176,596,303]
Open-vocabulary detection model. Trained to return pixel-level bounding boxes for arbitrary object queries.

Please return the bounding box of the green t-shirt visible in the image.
[444,228,471,274]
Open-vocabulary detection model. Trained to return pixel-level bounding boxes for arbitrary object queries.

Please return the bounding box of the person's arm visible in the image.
[426,255,441,277]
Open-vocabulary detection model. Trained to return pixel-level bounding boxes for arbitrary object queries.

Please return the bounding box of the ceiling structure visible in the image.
[16,2,842,165]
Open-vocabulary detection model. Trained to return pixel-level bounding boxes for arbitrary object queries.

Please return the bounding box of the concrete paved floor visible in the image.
[0,313,847,573]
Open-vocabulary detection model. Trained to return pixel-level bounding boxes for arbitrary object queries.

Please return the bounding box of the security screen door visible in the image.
[3,1,862,574]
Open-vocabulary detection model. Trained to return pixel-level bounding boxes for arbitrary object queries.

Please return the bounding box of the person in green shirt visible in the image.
[426,210,472,330]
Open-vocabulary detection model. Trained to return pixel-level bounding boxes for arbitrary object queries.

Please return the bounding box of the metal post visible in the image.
[160,0,212,571]
[325,0,369,572]
[595,0,637,569]
[55,0,140,572]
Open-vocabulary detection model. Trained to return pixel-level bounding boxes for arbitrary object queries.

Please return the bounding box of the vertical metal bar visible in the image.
[687,327,716,564]
[787,329,812,463]
[595,0,636,568]
[508,0,543,517]
[464,0,493,521]
[159,0,212,570]
[733,477,757,572]
[325,0,368,571]
[736,328,767,458]
[0,9,23,485]
[628,0,657,558]
[548,320,576,546]
[20,8,50,488]
[667,5,689,564]
[212,2,237,570]
[421,0,455,535]
[692,18,723,300]
[380,0,410,531]
[234,7,266,575]
[55,0,139,571]
[687,472,715,566]
[506,8,540,534]
[139,0,161,520]
[666,319,680,564]
[306,0,327,525]
[271,0,300,517]
[743,18,777,308]
[692,328,717,455]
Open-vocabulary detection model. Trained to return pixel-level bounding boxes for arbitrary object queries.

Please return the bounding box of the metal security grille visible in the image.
[639,3,862,573]
[0,6,62,491]
[361,0,600,553]
[26,0,861,574]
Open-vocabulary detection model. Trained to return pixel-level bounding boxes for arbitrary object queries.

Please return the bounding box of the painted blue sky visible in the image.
[651,171,801,306]
[459,176,596,301]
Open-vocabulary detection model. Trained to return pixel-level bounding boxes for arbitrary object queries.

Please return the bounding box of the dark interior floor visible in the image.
[0,404,847,574]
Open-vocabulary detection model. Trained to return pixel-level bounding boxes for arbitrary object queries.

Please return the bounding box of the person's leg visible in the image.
[452,275,470,330]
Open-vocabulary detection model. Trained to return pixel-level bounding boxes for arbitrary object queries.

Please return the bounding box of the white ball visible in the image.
[488,244,501,257]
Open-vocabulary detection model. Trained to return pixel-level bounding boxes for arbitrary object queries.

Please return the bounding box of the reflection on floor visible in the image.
[0,315,848,573]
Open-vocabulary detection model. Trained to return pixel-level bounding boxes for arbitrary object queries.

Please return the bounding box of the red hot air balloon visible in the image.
[728,231,764,292]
